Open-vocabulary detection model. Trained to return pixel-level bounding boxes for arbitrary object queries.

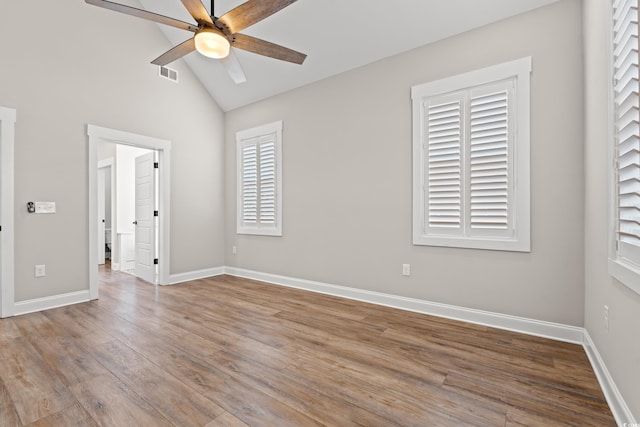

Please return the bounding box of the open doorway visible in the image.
[97,158,112,267]
[97,143,156,283]
[87,125,171,300]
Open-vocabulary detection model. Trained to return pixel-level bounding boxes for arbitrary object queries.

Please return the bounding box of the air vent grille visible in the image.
[159,66,178,83]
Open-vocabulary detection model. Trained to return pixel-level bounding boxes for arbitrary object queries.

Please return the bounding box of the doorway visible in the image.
[0,106,16,318]
[97,159,112,266]
[97,144,155,280]
[87,125,171,300]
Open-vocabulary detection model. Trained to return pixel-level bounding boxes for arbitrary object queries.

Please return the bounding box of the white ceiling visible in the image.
[136,0,559,111]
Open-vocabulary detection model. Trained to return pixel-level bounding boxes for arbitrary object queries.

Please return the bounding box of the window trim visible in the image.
[412,57,531,252]
[236,120,283,236]
[608,0,640,295]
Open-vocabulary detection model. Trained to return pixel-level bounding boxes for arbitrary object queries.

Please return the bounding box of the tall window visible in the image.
[412,57,531,252]
[236,121,283,236]
[609,0,640,294]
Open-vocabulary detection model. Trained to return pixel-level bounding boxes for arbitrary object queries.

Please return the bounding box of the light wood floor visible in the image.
[0,266,615,426]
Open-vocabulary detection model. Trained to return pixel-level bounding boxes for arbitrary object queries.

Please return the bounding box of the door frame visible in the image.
[88,125,171,299]
[0,106,16,318]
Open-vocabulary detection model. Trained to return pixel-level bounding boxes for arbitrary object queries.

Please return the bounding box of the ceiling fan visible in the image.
[85,0,307,84]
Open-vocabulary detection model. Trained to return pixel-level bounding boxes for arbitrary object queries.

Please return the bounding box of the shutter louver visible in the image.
[613,0,640,257]
[427,100,462,229]
[469,90,509,230]
[241,141,258,224]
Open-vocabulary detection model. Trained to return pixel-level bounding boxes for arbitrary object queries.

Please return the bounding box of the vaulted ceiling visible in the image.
[133,0,560,111]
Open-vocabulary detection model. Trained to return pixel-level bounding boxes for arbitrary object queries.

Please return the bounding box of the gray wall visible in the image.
[583,0,640,419]
[0,0,226,301]
[225,0,585,326]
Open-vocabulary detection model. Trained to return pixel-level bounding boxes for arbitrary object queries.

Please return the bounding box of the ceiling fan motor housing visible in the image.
[194,26,230,59]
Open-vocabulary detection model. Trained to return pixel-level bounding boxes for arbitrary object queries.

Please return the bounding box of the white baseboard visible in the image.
[169,267,225,285]
[583,331,637,427]
[13,290,91,316]
[121,260,135,272]
[224,266,584,344]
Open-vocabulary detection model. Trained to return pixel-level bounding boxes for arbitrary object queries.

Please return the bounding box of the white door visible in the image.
[97,167,106,265]
[134,152,156,283]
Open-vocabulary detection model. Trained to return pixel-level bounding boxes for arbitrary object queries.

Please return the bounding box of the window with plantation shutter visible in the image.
[236,121,282,236]
[609,0,640,294]
[412,58,531,252]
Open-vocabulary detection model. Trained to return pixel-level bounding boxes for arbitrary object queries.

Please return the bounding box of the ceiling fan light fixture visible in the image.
[194,28,230,59]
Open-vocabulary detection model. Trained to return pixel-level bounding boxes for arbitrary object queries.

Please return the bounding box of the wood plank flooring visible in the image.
[0,266,615,426]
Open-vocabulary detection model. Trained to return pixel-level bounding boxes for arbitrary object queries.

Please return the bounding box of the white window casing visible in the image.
[609,0,640,295]
[412,57,531,252]
[236,121,283,236]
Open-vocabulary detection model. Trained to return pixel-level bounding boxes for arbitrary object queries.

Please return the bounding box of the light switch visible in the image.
[35,202,56,213]
[35,264,46,277]
[402,264,411,276]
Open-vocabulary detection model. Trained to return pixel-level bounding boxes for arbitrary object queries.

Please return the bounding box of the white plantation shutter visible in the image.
[241,141,258,224]
[469,88,510,233]
[237,121,282,236]
[424,84,513,239]
[613,0,640,268]
[426,97,463,232]
[412,57,530,252]
[258,137,276,225]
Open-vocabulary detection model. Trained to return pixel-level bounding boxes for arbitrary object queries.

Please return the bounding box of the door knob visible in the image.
[133,221,138,225]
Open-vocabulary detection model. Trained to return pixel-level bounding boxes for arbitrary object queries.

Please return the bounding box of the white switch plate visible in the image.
[402,264,411,276]
[35,264,46,277]
[35,202,56,214]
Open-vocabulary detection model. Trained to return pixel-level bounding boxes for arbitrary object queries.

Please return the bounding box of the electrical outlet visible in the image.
[232,245,237,255]
[402,264,411,276]
[604,305,609,332]
[35,264,46,278]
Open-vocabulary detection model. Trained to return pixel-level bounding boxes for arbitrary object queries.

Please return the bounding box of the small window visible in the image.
[609,0,640,294]
[412,57,531,252]
[236,121,283,236]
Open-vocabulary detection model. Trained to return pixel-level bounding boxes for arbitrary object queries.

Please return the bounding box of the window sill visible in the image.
[413,234,530,253]
[608,258,640,296]
[237,227,282,237]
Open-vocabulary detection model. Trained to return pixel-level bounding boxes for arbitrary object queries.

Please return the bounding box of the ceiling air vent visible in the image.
[159,66,178,83]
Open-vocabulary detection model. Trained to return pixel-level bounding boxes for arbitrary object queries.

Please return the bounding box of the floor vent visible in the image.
[159,66,178,83]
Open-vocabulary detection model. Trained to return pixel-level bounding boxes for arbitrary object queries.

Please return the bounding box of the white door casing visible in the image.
[0,106,16,318]
[134,151,157,283]
[88,125,171,300]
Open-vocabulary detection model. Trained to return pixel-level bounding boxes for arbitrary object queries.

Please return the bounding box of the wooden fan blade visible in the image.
[85,0,197,32]
[151,38,196,66]
[220,50,247,84]
[217,0,297,34]
[180,0,213,25]
[232,33,306,64]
